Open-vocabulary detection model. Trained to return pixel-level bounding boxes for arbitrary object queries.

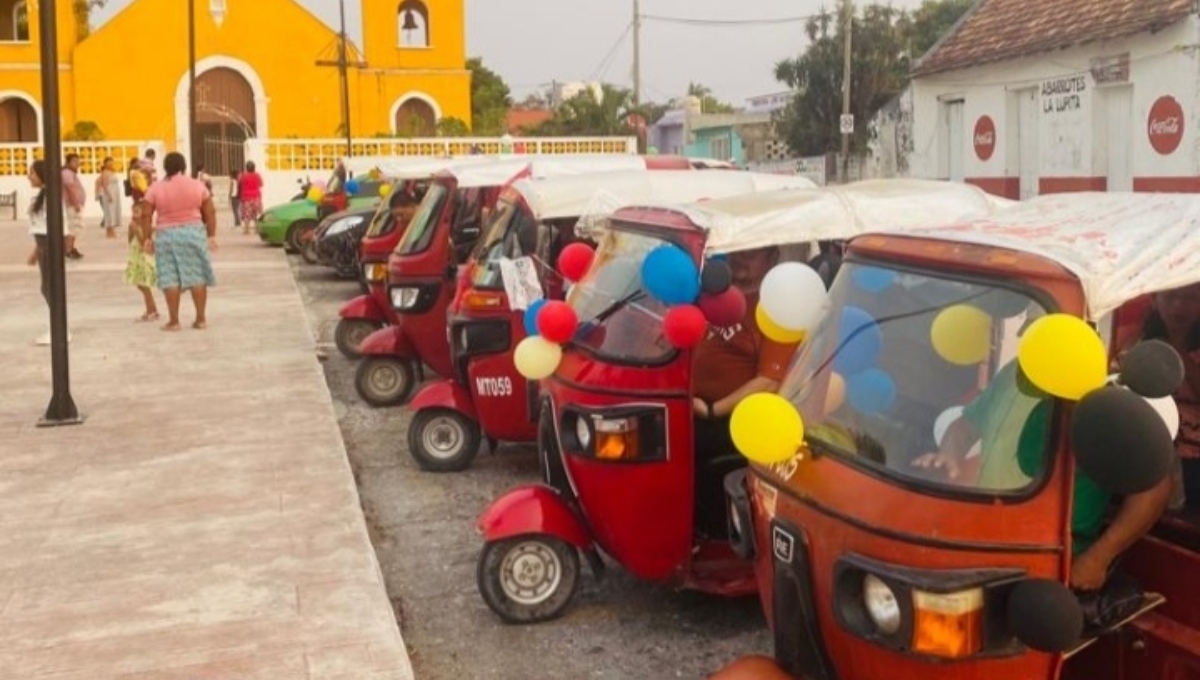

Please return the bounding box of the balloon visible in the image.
[313,180,327,191]
[513,336,563,380]
[522,299,547,336]
[345,179,360,195]
[662,305,708,348]
[931,304,992,366]
[1144,394,1181,440]
[1006,579,1083,653]
[306,186,324,204]
[698,287,747,328]
[641,244,700,305]
[1120,340,1185,398]
[756,303,807,344]
[557,242,595,282]
[834,306,882,375]
[851,266,896,293]
[1070,386,1175,494]
[709,655,795,680]
[759,262,827,332]
[700,259,732,294]
[379,183,393,198]
[978,289,1031,319]
[824,372,846,416]
[934,406,965,447]
[536,300,579,344]
[846,368,896,415]
[730,393,805,464]
[1017,314,1108,401]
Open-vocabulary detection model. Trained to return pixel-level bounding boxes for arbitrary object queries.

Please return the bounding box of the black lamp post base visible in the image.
[38,394,84,428]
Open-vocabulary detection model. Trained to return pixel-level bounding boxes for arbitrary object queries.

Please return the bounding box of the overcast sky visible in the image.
[94,0,927,104]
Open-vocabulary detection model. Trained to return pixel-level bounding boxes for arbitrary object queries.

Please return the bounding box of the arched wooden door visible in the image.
[0,96,37,142]
[395,98,436,137]
[196,67,257,175]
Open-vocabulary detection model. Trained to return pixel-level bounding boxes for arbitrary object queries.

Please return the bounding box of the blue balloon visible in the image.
[834,306,882,375]
[846,368,897,415]
[851,266,896,293]
[641,245,700,305]
[523,299,547,336]
[345,179,360,195]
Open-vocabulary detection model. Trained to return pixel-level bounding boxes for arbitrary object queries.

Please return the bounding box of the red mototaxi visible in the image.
[718,192,1200,680]
[472,180,1010,624]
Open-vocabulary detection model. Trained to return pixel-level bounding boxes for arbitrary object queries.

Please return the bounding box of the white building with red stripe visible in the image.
[905,0,1197,197]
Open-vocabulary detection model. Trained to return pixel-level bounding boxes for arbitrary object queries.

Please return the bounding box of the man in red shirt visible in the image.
[691,246,802,537]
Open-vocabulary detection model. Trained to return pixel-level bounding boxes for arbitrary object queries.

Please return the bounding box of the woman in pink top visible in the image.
[142,152,218,331]
[237,160,264,236]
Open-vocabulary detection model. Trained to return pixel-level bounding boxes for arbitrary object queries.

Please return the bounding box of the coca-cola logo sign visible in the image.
[1148,96,1184,155]
[973,116,996,161]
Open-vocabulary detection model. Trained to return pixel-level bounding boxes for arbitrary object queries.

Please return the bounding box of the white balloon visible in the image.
[1144,394,1181,440]
[759,262,828,332]
[933,406,965,447]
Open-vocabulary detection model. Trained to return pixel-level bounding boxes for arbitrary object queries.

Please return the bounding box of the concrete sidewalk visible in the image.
[0,219,413,679]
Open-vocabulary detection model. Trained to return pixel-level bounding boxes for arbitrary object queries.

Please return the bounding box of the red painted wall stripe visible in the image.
[1039,177,1107,193]
[964,177,1019,199]
[1132,177,1200,192]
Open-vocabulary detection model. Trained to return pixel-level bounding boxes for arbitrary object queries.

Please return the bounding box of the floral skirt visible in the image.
[123,239,157,289]
[155,224,215,290]
[240,198,263,223]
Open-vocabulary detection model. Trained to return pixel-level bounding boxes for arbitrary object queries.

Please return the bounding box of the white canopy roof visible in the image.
[451,155,653,188]
[625,179,1009,255]
[371,156,493,180]
[507,169,816,223]
[877,191,1200,320]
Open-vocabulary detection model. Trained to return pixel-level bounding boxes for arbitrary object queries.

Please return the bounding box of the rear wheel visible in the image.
[354,357,415,407]
[286,219,318,254]
[477,535,580,624]
[334,318,382,359]
[408,408,482,472]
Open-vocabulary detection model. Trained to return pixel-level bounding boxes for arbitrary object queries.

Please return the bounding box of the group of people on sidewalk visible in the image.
[24,149,234,343]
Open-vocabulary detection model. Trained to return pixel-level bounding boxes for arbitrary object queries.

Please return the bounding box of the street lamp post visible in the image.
[188,0,199,168]
[36,0,82,426]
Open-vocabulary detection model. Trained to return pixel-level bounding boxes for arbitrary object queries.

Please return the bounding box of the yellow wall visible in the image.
[0,0,78,133]
[0,0,469,146]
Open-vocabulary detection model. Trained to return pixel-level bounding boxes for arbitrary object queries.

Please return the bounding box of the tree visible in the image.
[74,0,106,41]
[468,57,512,136]
[64,121,104,141]
[531,84,638,137]
[772,0,971,156]
[436,117,470,137]
[686,82,735,114]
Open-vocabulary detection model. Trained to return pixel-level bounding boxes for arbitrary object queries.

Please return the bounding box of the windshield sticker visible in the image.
[498,256,544,311]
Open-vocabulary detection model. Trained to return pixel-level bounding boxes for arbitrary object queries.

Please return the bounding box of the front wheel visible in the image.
[408,408,482,472]
[334,318,381,359]
[477,535,580,624]
[355,357,415,407]
[286,219,318,254]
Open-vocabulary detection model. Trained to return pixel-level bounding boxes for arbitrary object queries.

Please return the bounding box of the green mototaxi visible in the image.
[257,183,384,252]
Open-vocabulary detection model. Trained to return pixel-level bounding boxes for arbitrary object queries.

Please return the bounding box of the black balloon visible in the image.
[701,260,732,294]
[1006,578,1083,653]
[1120,340,1185,399]
[1070,386,1175,495]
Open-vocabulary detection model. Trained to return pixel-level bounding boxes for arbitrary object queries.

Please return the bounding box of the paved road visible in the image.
[290,258,772,680]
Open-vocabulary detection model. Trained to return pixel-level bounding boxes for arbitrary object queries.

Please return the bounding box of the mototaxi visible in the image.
[354,154,692,407]
[405,168,817,472]
[333,156,494,359]
[718,192,1200,680]
[473,179,1011,624]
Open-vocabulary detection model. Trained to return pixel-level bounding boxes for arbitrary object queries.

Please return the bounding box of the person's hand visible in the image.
[143,238,154,255]
[1070,548,1112,591]
[208,237,219,252]
[911,451,961,480]
[693,397,710,419]
[26,249,37,266]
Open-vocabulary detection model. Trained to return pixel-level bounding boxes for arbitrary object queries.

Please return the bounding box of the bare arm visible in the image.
[912,416,980,481]
[1072,475,1172,589]
[201,196,217,237]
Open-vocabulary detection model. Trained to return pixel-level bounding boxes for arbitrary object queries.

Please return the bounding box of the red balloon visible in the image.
[697,287,747,328]
[536,300,579,344]
[708,655,797,680]
[557,242,596,282]
[663,305,709,348]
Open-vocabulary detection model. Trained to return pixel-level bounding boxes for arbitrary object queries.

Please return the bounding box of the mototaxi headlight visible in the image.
[327,215,364,236]
[363,263,387,282]
[575,416,592,451]
[863,574,902,635]
[390,287,420,310]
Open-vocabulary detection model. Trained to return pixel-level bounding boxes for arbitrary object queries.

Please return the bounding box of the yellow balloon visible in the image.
[730,393,805,464]
[306,186,324,203]
[931,304,992,366]
[514,336,563,380]
[379,183,394,198]
[756,303,807,344]
[1017,313,1107,401]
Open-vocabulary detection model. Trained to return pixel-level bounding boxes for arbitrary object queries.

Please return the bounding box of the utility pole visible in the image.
[840,0,853,183]
[188,0,199,168]
[35,0,81,426]
[338,0,353,156]
[632,0,641,108]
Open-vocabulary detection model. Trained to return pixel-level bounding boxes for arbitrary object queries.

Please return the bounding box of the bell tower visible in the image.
[360,0,466,70]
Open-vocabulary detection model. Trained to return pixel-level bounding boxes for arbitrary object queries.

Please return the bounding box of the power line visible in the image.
[588,21,633,82]
[641,13,822,27]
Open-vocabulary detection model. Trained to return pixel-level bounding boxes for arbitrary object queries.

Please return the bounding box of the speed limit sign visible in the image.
[840,114,855,134]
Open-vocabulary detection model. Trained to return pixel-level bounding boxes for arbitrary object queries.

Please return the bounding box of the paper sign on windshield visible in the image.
[498,256,544,311]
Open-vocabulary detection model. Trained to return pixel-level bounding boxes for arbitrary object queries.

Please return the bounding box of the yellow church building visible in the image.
[0,0,471,173]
